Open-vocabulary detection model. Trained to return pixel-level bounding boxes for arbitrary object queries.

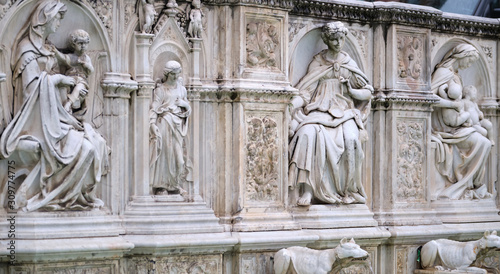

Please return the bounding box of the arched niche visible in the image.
[0,0,113,128]
[431,38,493,99]
[289,25,368,87]
[149,17,191,84]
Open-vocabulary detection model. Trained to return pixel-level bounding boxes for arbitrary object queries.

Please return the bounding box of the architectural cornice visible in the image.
[203,0,294,10]
[290,0,500,38]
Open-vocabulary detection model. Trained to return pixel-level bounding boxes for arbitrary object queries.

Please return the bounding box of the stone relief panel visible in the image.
[396,119,425,202]
[131,255,222,273]
[0,0,16,20]
[288,19,306,43]
[0,0,110,212]
[240,252,274,274]
[289,21,373,206]
[431,43,494,200]
[395,245,420,274]
[349,28,369,61]
[396,29,428,91]
[245,113,280,204]
[9,260,119,274]
[246,18,281,70]
[88,0,113,38]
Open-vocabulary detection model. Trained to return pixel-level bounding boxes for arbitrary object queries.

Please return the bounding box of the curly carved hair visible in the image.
[321,21,348,43]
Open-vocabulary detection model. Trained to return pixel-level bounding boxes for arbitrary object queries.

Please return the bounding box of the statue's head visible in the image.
[31,0,67,32]
[440,43,479,70]
[163,60,182,81]
[69,29,90,54]
[321,21,348,53]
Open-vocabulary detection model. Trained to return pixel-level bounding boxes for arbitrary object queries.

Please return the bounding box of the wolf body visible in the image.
[420,230,500,273]
[274,238,368,274]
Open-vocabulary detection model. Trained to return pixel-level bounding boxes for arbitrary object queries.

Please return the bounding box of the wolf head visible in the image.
[480,230,500,249]
[336,238,369,260]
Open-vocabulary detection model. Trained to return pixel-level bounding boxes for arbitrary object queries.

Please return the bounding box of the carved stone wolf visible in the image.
[420,230,500,273]
[274,238,369,274]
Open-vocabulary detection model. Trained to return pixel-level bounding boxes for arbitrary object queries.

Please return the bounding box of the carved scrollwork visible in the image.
[245,115,279,202]
[350,28,368,60]
[246,21,280,70]
[397,35,423,81]
[0,0,16,20]
[88,0,113,38]
[288,20,306,42]
[396,120,425,202]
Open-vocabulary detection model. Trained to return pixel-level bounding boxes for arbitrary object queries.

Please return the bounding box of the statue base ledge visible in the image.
[0,210,123,239]
[431,199,500,223]
[123,196,224,235]
[231,210,301,232]
[374,209,442,226]
[292,204,378,229]
[415,269,487,274]
[0,236,133,263]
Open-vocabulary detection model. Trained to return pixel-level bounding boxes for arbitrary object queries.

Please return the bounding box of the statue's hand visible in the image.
[59,75,75,87]
[150,123,160,136]
[79,88,89,98]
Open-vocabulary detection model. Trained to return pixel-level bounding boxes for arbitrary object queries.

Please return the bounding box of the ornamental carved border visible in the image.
[291,1,500,38]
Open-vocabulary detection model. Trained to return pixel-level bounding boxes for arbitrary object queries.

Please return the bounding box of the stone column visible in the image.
[372,24,440,226]
[101,73,138,214]
[189,38,203,87]
[133,33,155,197]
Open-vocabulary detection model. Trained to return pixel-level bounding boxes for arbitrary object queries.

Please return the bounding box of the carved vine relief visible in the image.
[246,115,279,203]
[396,120,425,202]
[397,34,423,82]
[246,21,280,69]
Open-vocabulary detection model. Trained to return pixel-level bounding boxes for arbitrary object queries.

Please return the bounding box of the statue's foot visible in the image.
[351,192,366,203]
[297,192,312,206]
[154,188,168,195]
[342,195,355,204]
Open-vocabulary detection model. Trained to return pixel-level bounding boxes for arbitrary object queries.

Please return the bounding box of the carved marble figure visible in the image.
[52,29,93,115]
[274,238,369,274]
[420,231,500,273]
[187,0,203,38]
[463,85,494,145]
[288,21,373,206]
[431,44,493,200]
[0,0,109,211]
[149,61,191,195]
[137,0,156,33]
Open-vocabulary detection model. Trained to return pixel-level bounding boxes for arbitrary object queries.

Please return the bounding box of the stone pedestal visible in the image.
[292,204,378,229]
[123,196,223,235]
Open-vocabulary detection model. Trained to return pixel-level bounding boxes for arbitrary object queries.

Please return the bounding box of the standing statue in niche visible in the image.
[431,44,493,200]
[150,61,191,195]
[288,22,373,206]
[187,0,203,38]
[0,0,109,211]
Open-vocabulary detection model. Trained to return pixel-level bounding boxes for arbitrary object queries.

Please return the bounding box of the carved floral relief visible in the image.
[397,34,423,82]
[396,120,425,202]
[88,0,113,38]
[246,20,280,70]
[245,115,279,203]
